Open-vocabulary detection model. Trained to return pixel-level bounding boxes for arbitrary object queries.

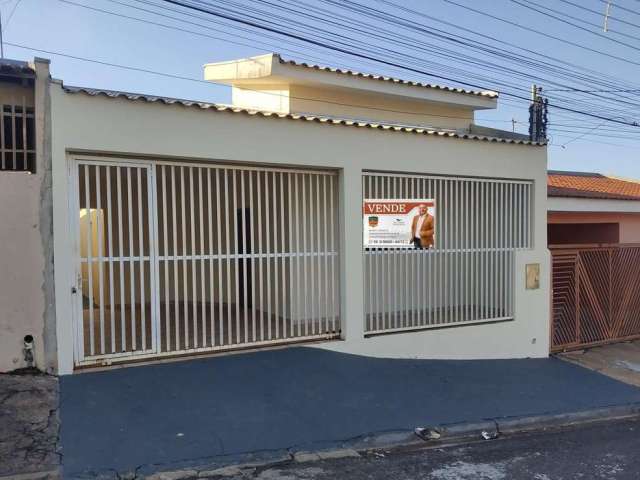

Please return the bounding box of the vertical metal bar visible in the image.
[288,172,294,337]
[525,183,532,248]
[249,170,256,342]
[445,179,450,323]
[216,169,223,344]
[392,177,398,329]
[473,181,477,320]
[301,173,308,335]
[21,97,27,170]
[294,173,300,336]
[189,167,197,348]
[161,166,169,351]
[462,181,467,323]
[207,168,214,347]
[280,172,287,337]
[10,104,16,170]
[516,183,521,248]
[116,167,126,351]
[479,182,487,319]
[127,167,136,350]
[106,167,115,354]
[329,175,337,332]
[95,166,106,354]
[315,175,322,334]
[198,167,206,347]
[495,182,500,318]
[322,174,329,335]
[233,170,240,343]
[171,166,180,350]
[381,176,388,330]
[508,183,512,315]
[224,169,232,344]
[180,166,189,348]
[147,164,160,357]
[84,165,95,356]
[311,175,319,334]
[272,172,279,339]
[257,170,264,340]
[309,174,317,334]
[241,170,248,342]
[265,171,272,339]
[136,167,146,350]
[0,104,5,170]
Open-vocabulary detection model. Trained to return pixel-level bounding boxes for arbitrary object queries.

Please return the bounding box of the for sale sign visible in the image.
[363,199,436,248]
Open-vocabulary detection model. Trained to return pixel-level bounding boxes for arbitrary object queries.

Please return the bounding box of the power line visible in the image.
[558,0,640,31]
[157,0,640,126]
[3,41,517,125]
[596,0,640,17]
[521,0,640,42]
[444,0,640,68]
[130,0,640,120]
[510,0,640,53]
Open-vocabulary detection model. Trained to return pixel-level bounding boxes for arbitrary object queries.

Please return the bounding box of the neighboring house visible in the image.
[547,171,640,352]
[548,170,640,245]
[0,59,54,373]
[0,53,549,375]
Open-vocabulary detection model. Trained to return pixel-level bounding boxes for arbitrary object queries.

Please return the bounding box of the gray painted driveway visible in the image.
[59,348,640,477]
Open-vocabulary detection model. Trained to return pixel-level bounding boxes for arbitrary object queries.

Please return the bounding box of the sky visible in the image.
[3,0,640,177]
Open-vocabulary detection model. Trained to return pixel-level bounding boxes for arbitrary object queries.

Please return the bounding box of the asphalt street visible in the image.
[205,417,640,480]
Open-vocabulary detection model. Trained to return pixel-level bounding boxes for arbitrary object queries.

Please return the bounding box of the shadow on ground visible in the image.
[59,347,640,477]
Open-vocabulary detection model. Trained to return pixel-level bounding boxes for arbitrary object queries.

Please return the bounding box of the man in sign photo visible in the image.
[411,204,435,249]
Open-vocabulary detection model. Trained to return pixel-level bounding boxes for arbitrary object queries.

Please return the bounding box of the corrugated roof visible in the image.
[548,170,640,201]
[0,59,35,76]
[275,54,499,98]
[62,85,542,145]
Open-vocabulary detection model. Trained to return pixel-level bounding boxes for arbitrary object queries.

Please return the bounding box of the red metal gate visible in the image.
[551,244,640,352]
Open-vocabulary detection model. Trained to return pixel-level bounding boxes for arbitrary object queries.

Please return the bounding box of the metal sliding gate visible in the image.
[71,158,340,366]
[551,244,640,352]
[363,172,533,335]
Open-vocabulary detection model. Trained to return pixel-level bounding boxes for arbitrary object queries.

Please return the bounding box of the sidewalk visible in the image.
[0,371,60,479]
[560,340,640,387]
[58,347,640,478]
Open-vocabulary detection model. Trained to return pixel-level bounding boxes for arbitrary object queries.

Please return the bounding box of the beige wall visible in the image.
[50,83,549,374]
[0,60,53,373]
[231,83,474,129]
[548,211,640,243]
[289,84,473,129]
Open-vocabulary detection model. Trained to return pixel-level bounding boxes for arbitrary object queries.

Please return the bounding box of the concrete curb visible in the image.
[74,402,640,479]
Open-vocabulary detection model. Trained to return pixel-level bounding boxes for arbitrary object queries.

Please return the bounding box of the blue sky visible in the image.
[4,0,640,177]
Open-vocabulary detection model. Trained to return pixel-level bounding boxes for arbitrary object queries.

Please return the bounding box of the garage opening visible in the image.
[72,159,340,366]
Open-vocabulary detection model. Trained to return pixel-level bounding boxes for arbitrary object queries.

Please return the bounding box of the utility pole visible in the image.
[0,8,4,59]
[603,0,613,32]
[529,85,548,143]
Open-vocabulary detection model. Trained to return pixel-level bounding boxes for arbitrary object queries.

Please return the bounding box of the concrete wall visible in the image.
[289,84,473,129]
[50,84,549,374]
[548,211,640,244]
[0,59,54,373]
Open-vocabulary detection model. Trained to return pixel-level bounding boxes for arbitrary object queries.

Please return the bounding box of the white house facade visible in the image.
[0,54,550,375]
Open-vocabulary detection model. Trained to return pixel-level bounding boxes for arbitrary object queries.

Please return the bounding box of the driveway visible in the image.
[559,340,640,387]
[59,348,640,477]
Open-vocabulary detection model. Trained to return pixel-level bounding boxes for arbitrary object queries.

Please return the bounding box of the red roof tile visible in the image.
[548,171,640,201]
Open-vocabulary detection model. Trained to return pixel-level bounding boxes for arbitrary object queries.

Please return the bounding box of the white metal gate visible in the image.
[363,172,532,335]
[71,158,340,366]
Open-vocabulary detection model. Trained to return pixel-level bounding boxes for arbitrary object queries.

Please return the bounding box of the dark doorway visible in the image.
[548,222,619,245]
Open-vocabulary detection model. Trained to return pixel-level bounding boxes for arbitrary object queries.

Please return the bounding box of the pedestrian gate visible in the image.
[70,158,340,366]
